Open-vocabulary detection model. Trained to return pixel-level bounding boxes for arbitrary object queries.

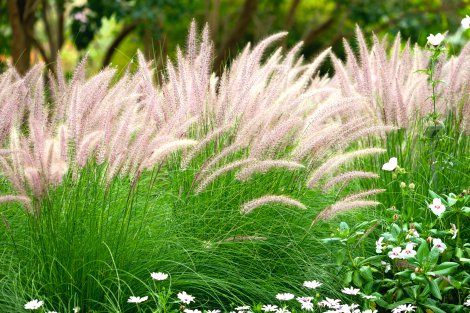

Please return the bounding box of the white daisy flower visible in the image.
[235,306,251,311]
[361,294,377,300]
[151,272,169,280]
[392,304,416,312]
[303,280,322,289]
[318,297,341,309]
[127,296,148,303]
[24,300,44,310]
[177,291,195,304]
[261,304,278,312]
[341,287,360,295]
[275,293,294,301]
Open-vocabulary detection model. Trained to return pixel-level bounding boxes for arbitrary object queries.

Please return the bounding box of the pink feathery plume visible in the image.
[241,195,306,215]
[306,148,386,189]
[195,158,256,194]
[313,200,380,224]
[322,171,379,192]
[236,160,304,181]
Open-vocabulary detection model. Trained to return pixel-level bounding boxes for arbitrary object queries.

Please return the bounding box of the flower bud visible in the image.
[393,214,399,221]
[408,183,415,190]
[400,182,406,189]
[427,236,433,244]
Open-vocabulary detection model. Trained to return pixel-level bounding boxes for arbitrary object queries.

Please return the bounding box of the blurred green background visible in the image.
[1,0,469,75]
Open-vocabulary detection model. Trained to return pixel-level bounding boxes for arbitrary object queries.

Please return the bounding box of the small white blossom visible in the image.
[405,229,419,239]
[381,261,391,273]
[235,306,251,311]
[127,296,148,303]
[300,301,314,311]
[207,310,221,313]
[429,198,446,217]
[73,307,80,313]
[432,238,447,253]
[318,297,341,309]
[375,237,384,253]
[451,223,458,239]
[177,291,195,304]
[261,305,278,312]
[73,12,88,23]
[46,311,58,313]
[275,293,294,301]
[462,15,470,29]
[392,304,416,312]
[275,308,290,313]
[185,310,202,313]
[361,294,377,300]
[427,33,445,46]
[341,287,361,295]
[303,280,322,289]
[151,272,169,280]
[363,310,378,313]
[296,296,313,303]
[464,298,470,306]
[401,243,417,258]
[388,246,402,259]
[382,157,398,171]
[24,300,44,310]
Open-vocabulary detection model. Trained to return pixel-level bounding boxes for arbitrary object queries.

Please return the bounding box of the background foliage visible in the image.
[1,0,470,74]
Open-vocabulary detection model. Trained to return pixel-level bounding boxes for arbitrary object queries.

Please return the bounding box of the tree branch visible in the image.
[102,22,139,68]
[301,3,338,47]
[56,0,65,49]
[284,0,301,29]
[41,0,56,60]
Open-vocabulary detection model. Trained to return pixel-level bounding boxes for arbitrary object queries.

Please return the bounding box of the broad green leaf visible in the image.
[391,223,402,238]
[417,241,429,263]
[428,262,459,276]
[428,247,441,267]
[429,278,442,300]
[343,271,353,285]
[446,193,457,207]
[352,270,363,287]
[359,265,374,281]
[423,304,446,313]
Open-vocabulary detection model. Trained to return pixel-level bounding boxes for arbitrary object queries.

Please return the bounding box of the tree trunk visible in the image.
[7,0,34,74]
[214,0,258,72]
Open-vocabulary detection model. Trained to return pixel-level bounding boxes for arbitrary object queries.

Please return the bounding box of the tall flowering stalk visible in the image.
[424,33,446,192]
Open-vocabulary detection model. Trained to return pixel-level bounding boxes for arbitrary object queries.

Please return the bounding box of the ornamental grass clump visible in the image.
[7,19,468,311]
